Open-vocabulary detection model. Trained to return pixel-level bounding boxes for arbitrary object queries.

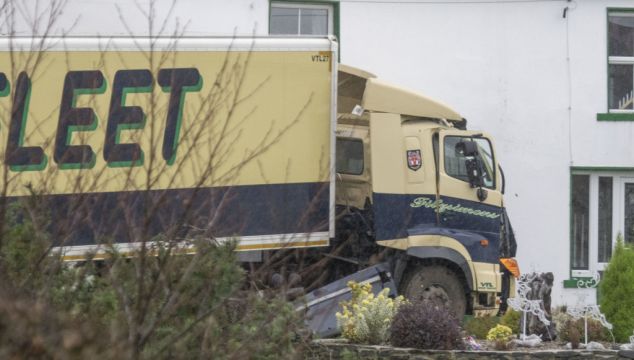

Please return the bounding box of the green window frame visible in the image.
[566,167,634,288]
[597,8,634,121]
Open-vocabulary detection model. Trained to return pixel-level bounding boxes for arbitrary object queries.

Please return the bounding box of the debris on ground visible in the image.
[512,334,542,348]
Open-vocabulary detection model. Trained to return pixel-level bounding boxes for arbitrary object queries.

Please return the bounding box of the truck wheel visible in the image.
[401,265,467,319]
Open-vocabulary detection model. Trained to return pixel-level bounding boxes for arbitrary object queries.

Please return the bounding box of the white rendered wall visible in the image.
[9,0,266,37]
[340,0,634,306]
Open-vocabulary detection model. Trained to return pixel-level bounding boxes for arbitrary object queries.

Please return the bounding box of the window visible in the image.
[570,169,634,277]
[336,138,363,175]
[270,2,333,36]
[443,136,495,188]
[597,8,634,121]
[571,174,590,270]
[598,10,634,120]
[598,177,613,262]
[608,11,634,112]
[626,182,634,243]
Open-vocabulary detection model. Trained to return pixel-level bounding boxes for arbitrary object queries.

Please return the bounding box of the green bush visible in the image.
[389,301,465,350]
[0,201,306,359]
[499,309,521,335]
[599,233,634,342]
[464,315,499,339]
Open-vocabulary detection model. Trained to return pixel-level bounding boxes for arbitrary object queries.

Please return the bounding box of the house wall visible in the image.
[340,0,634,305]
[10,0,267,37]
[341,1,571,305]
[14,0,634,305]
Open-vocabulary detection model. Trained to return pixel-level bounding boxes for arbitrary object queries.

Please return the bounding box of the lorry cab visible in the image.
[335,64,508,317]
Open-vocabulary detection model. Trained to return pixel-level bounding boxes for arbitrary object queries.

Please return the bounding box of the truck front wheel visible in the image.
[400,265,467,320]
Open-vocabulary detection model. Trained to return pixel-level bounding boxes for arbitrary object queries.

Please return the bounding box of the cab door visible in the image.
[437,129,504,265]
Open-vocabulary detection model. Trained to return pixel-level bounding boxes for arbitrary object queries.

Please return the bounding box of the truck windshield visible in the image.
[336,138,364,175]
[444,136,495,188]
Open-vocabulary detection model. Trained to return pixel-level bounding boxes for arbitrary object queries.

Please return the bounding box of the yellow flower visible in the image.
[486,324,513,341]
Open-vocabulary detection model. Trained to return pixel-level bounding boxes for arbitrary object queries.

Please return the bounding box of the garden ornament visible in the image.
[507,272,552,342]
[566,272,613,346]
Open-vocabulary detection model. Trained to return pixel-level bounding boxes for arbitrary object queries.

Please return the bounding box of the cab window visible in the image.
[336,138,364,175]
[444,136,495,188]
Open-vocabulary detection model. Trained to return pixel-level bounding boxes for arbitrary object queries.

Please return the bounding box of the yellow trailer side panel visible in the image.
[0,38,336,257]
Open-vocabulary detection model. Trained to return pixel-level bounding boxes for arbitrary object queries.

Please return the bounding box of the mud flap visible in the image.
[294,263,397,338]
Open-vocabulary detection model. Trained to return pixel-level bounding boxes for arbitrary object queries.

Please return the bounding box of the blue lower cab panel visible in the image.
[372,193,502,263]
[15,182,329,247]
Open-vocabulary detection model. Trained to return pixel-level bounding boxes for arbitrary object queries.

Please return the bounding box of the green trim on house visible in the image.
[269,0,341,59]
[563,277,595,289]
[597,113,634,121]
[571,166,634,173]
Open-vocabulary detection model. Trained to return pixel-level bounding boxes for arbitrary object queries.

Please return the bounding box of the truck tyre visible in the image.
[401,265,467,319]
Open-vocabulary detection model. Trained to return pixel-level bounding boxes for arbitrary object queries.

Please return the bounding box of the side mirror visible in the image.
[456,140,482,188]
[465,158,483,188]
[455,139,488,201]
[499,165,505,195]
[465,158,489,201]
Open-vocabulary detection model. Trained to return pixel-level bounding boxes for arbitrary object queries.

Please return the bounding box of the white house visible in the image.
[14,0,634,306]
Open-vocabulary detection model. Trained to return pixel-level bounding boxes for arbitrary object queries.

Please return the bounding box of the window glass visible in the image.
[474,138,495,188]
[625,183,634,244]
[598,177,613,262]
[300,8,328,35]
[444,137,469,183]
[270,7,299,35]
[443,136,495,188]
[609,13,634,57]
[572,175,589,270]
[270,3,331,36]
[336,138,363,175]
[609,64,633,110]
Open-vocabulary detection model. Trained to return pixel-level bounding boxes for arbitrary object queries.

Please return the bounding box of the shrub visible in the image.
[464,315,499,339]
[487,324,513,341]
[599,233,634,342]
[500,310,521,335]
[569,326,581,349]
[556,315,611,343]
[389,301,465,350]
[487,324,513,350]
[0,202,306,359]
[336,281,406,345]
[553,307,595,347]
[552,306,568,333]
